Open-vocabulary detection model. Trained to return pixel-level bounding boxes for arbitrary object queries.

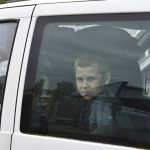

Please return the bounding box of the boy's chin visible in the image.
[83,95,95,101]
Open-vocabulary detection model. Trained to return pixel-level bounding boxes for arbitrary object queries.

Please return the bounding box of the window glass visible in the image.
[0,22,17,118]
[21,14,150,149]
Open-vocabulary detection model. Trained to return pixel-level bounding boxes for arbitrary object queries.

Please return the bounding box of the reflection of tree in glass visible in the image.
[0,0,7,3]
[48,81,75,112]
[32,79,45,97]
[56,81,75,96]
[30,79,49,133]
[48,81,82,127]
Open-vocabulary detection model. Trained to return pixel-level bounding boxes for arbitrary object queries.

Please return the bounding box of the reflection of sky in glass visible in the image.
[124,29,141,37]
[0,23,17,77]
[0,23,16,49]
[0,60,8,76]
[36,23,145,89]
[59,24,143,37]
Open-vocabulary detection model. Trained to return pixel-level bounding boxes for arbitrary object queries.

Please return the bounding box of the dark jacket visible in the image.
[87,96,121,136]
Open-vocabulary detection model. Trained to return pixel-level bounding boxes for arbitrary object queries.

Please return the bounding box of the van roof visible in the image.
[1,0,98,8]
[0,0,149,8]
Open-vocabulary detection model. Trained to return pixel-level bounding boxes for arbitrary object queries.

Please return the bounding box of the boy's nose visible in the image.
[82,80,88,87]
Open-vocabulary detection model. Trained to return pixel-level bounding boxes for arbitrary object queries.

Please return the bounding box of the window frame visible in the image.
[19,13,150,149]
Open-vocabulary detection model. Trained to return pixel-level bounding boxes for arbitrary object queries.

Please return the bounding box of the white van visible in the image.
[0,0,150,149]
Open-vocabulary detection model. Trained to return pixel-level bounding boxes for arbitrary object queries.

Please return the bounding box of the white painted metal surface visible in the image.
[11,1,150,150]
[0,5,34,150]
[33,0,150,16]
[0,0,149,150]
[12,16,37,132]
[0,0,150,13]
[0,5,34,19]
[11,133,136,150]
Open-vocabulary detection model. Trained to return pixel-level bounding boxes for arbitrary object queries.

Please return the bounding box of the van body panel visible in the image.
[0,5,34,150]
[0,0,150,11]
[33,0,150,17]
[0,132,11,150]
[11,1,150,150]
[0,0,150,150]
[12,17,37,132]
[11,133,135,150]
[0,6,34,19]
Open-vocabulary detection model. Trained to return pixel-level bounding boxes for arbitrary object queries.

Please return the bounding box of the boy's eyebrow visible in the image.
[87,76,96,78]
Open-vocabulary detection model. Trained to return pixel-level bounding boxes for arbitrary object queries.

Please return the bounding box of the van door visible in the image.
[0,5,35,150]
[11,1,150,150]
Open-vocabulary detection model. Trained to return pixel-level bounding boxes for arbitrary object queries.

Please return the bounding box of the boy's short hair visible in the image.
[75,54,110,75]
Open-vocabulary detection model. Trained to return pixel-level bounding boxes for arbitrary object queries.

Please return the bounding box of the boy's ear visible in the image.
[104,73,111,85]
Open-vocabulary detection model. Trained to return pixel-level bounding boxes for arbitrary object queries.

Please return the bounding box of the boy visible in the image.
[75,54,115,136]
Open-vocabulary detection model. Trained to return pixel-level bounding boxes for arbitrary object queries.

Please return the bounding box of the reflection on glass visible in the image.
[0,23,17,113]
[21,16,150,149]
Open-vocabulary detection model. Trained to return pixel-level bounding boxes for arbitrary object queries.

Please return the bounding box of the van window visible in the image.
[0,22,17,121]
[21,14,150,149]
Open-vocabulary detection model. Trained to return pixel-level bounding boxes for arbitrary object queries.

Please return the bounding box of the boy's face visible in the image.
[75,65,105,100]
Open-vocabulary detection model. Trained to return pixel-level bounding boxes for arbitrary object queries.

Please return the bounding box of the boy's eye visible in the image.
[87,77,96,81]
[76,77,83,82]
